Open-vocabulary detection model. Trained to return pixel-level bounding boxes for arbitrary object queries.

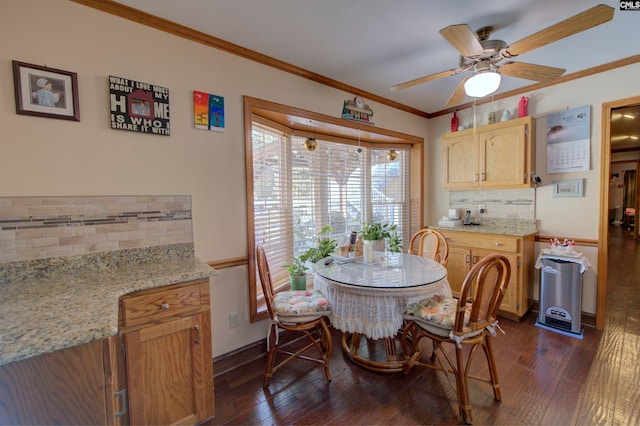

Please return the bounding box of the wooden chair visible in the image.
[401,254,511,424]
[408,228,449,266]
[255,245,333,388]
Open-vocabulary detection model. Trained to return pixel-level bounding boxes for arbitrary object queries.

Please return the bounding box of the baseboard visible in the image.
[212,331,332,377]
[213,339,265,377]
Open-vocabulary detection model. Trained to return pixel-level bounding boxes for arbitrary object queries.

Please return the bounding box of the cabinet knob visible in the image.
[160,303,170,310]
[496,243,502,246]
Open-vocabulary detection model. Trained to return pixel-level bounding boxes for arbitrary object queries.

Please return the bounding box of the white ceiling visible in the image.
[111,0,638,116]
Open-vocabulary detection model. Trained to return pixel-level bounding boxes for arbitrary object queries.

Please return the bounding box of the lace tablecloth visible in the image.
[314,253,451,340]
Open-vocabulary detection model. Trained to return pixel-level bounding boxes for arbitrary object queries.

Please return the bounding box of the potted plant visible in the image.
[284,256,309,291]
[386,230,403,253]
[360,221,396,262]
[361,221,396,242]
[286,225,337,290]
[299,224,338,265]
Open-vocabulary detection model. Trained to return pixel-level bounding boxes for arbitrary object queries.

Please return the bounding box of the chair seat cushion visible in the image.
[273,290,331,321]
[403,294,470,337]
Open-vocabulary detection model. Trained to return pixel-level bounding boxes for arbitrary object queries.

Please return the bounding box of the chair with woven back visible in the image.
[408,227,449,266]
[255,245,333,388]
[400,253,511,424]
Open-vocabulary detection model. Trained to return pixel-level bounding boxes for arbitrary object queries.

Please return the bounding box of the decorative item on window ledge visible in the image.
[341,96,374,125]
[304,137,317,152]
[387,150,398,161]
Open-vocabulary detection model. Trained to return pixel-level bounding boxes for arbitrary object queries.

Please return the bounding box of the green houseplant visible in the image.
[386,230,403,253]
[360,222,396,241]
[361,222,397,262]
[299,224,338,264]
[284,256,309,291]
[285,225,337,290]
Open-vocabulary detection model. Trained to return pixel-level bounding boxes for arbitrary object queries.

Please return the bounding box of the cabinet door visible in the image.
[442,132,478,190]
[0,339,111,425]
[125,312,213,425]
[479,124,527,188]
[472,249,519,316]
[446,246,472,296]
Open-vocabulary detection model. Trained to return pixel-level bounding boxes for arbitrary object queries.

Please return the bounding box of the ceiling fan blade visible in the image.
[439,24,484,57]
[391,68,461,91]
[445,78,468,108]
[500,62,566,82]
[504,4,614,57]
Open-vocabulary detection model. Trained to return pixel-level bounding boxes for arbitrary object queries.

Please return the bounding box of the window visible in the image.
[245,97,423,321]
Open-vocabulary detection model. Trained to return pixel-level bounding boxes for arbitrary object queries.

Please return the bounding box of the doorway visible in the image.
[609,162,639,239]
[599,96,640,329]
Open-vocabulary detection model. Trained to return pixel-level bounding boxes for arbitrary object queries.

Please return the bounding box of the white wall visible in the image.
[0,0,429,357]
[427,62,640,314]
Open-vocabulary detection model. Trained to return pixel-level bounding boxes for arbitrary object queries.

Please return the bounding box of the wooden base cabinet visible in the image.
[0,336,126,425]
[440,230,534,320]
[0,279,213,426]
[120,278,214,425]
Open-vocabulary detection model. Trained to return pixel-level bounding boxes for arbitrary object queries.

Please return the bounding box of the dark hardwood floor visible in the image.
[574,224,640,425]
[208,226,639,425]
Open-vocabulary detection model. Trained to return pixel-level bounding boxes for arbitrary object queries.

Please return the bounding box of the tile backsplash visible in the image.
[449,189,535,221]
[0,196,193,263]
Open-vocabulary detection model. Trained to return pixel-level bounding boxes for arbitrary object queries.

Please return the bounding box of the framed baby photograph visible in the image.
[12,60,80,121]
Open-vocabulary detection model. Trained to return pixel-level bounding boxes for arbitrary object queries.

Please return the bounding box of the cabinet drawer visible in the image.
[122,284,203,328]
[441,231,519,253]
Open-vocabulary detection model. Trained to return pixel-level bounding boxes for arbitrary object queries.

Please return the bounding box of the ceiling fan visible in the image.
[391,4,614,107]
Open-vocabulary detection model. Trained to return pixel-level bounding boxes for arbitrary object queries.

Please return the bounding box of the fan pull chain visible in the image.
[473,99,477,136]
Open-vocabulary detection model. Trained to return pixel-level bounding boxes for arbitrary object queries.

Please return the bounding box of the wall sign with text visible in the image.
[109,75,170,136]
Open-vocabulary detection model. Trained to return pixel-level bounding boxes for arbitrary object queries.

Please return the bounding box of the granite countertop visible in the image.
[430,219,538,237]
[0,244,216,367]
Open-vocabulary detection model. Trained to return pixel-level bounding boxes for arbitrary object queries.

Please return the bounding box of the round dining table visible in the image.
[313,252,450,373]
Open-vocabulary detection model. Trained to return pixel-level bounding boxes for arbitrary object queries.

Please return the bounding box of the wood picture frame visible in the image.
[12,60,80,121]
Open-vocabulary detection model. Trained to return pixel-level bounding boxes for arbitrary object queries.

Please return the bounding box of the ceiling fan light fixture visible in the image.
[464,70,501,98]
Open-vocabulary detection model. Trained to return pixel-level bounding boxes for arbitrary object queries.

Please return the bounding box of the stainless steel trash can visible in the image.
[538,257,582,334]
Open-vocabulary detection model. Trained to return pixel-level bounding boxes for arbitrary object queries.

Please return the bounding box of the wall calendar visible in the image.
[546,105,590,173]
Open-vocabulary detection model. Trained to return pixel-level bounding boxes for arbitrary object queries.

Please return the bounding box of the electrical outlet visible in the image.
[229,312,240,328]
[479,203,486,210]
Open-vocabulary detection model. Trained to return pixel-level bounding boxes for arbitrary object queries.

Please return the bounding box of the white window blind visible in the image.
[251,122,415,303]
[252,124,292,291]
